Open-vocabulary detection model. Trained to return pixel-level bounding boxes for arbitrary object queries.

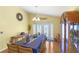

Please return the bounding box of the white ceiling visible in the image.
[21,6,77,16]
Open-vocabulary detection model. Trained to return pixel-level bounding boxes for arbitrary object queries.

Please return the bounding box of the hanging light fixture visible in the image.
[32,6,40,21]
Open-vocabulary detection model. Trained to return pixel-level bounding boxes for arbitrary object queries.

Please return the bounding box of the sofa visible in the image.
[7,33,46,53]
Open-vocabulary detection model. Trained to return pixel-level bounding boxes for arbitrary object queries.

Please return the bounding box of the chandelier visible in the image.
[32,6,40,21]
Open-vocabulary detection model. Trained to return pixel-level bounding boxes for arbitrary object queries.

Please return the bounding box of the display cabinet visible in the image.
[61,11,79,53]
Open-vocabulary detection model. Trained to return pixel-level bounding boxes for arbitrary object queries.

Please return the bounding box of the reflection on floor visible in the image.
[45,40,60,53]
[1,40,60,53]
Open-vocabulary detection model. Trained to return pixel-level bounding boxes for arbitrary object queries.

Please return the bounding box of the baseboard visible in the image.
[0,48,7,52]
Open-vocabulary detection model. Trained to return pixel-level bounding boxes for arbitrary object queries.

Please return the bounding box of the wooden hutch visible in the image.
[61,11,79,53]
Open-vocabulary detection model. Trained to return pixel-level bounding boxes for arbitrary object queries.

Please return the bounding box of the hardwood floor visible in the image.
[45,40,60,53]
[1,40,60,53]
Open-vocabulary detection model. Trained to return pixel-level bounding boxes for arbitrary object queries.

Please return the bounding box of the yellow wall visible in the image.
[0,7,28,51]
[75,7,79,11]
[0,7,61,51]
[28,13,60,38]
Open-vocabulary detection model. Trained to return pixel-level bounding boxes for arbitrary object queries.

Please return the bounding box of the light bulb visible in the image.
[32,17,36,21]
[32,16,40,21]
[37,17,40,21]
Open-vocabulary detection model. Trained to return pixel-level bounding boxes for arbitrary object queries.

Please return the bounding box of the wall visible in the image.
[0,7,61,51]
[28,13,60,38]
[0,7,28,51]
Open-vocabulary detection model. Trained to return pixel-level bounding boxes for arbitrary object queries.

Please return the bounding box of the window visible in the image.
[33,23,42,34]
[33,23,53,40]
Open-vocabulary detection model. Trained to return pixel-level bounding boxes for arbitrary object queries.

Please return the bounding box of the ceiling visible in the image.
[21,6,78,16]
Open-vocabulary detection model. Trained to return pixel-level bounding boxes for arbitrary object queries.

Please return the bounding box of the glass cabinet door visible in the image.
[61,22,68,53]
[61,23,65,52]
[70,24,79,52]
